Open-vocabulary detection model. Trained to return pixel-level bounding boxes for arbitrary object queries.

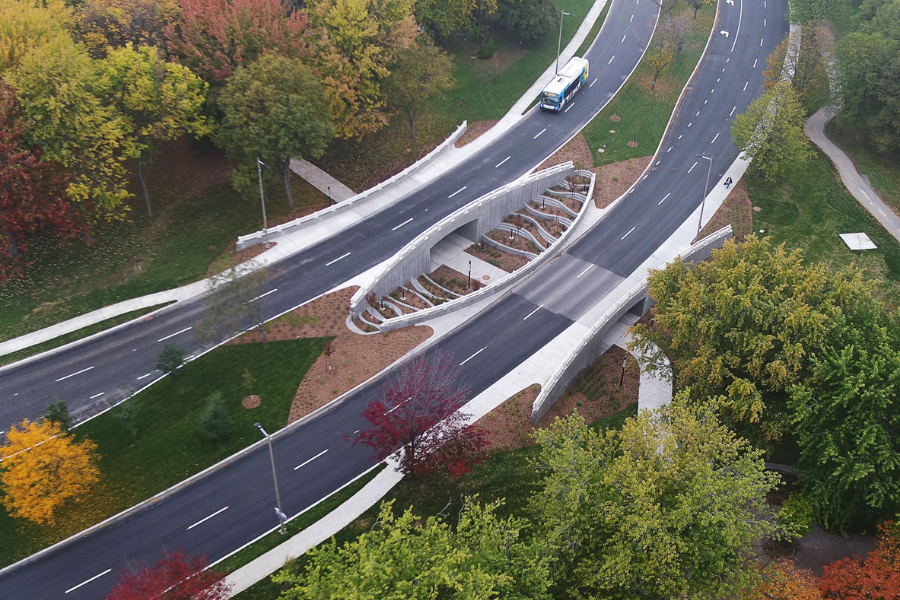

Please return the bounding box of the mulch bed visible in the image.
[537,133,593,171]
[486,229,542,254]
[698,179,754,242]
[592,156,653,208]
[465,243,529,273]
[429,265,482,295]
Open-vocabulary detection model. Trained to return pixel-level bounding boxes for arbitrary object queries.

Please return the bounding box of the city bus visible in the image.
[540,57,590,112]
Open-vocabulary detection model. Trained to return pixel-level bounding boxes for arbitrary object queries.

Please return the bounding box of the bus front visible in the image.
[541,90,563,111]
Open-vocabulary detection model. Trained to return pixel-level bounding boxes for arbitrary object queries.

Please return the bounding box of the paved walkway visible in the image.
[429,233,509,283]
[289,159,355,202]
[805,108,900,244]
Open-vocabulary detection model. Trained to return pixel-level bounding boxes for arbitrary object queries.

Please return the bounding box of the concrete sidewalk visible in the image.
[290,159,355,202]
[805,108,900,244]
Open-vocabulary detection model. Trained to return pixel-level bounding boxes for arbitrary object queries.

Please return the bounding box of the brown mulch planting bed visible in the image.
[592,156,653,208]
[389,286,430,310]
[455,120,499,147]
[465,243,529,273]
[505,217,547,249]
[229,287,433,422]
[486,229,542,254]
[478,345,640,452]
[537,133,593,171]
[698,179,753,242]
[429,265,481,295]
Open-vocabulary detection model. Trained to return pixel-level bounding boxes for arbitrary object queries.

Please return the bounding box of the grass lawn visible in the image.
[0,338,328,568]
[824,122,900,217]
[582,4,716,167]
[316,0,604,190]
[748,148,900,308]
[232,405,637,600]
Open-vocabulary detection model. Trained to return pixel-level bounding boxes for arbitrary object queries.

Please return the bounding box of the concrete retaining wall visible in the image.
[530,225,734,423]
[350,163,596,328]
[236,122,469,251]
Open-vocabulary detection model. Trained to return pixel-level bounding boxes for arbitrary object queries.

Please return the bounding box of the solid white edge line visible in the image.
[325,252,351,266]
[459,347,486,366]
[65,569,111,594]
[187,506,229,530]
[448,186,467,198]
[55,366,95,382]
[391,218,414,231]
[495,156,511,168]
[731,0,743,52]
[523,306,542,320]
[621,226,636,240]
[157,326,192,343]
[294,449,329,471]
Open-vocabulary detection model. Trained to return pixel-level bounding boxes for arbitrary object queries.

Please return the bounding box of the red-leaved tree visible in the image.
[353,354,489,478]
[819,521,900,599]
[166,0,310,82]
[0,83,83,281]
[105,550,230,600]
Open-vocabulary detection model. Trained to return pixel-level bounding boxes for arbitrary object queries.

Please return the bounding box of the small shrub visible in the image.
[776,493,816,541]
[477,37,496,59]
[531,384,540,392]
[117,400,140,440]
[156,343,187,378]
[195,392,233,444]
[44,400,72,431]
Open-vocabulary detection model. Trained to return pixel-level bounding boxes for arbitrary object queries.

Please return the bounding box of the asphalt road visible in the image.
[0,0,788,596]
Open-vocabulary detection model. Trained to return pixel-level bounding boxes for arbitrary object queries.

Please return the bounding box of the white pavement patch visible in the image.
[839,232,878,250]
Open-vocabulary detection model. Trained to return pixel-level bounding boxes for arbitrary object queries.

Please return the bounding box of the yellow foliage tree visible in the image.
[0,0,75,75]
[0,419,100,524]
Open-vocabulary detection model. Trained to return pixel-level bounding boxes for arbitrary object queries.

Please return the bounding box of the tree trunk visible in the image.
[257,322,268,347]
[3,229,18,258]
[407,109,418,141]
[137,155,153,218]
[282,160,294,210]
[694,5,699,19]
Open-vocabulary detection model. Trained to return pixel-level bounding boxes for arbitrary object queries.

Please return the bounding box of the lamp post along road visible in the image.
[254,422,286,533]
[557,10,575,74]
[696,154,713,240]
[257,158,270,248]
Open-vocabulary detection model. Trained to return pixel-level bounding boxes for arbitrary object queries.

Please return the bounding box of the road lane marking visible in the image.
[249,288,278,302]
[157,327,192,343]
[630,14,634,22]
[590,78,598,88]
[688,122,693,127]
[65,569,111,594]
[608,55,615,64]
[764,18,766,26]
[325,252,351,266]
[137,373,153,380]
[448,186,467,198]
[753,59,758,68]
[730,106,737,116]
[89,392,104,399]
[711,133,720,144]
[667,147,673,152]
[696,110,701,116]
[187,506,229,530]
[659,193,671,205]
[564,103,575,113]
[294,449,328,471]
[534,128,546,139]
[577,266,592,278]
[743,81,749,91]
[688,161,698,173]
[460,347,486,366]
[495,156,511,168]
[760,38,764,46]
[621,226,636,240]
[523,305,543,320]
[711,88,715,93]
[391,218,414,231]
[704,99,708,104]
[678,134,683,139]
[622,34,627,42]
[56,366,95,382]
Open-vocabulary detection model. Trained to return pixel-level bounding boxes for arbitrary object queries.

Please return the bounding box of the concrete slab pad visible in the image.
[839,232,877,250]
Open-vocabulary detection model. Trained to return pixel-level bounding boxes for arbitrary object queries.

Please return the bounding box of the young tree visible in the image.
[104,549,230,600]
[274,499,551,599]
[819,521,900,599]
[217,54,333,209]
[156,342,187,376]
[100,43,212,217]
[684,0,714,19]
[529,403,779,600]
[196,260,272,346]
[763,30,829,110]
[166,0,310,83]
[353,354,489,477]
[384,36,454,141]
[731,81,811,181]
[0,83,83,281]
[0,419,99,524]
[499,0,555,45]
[44,400,73,432]
[80,0,181,57]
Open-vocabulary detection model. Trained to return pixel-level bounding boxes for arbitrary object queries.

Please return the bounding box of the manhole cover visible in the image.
[482,275,490,280]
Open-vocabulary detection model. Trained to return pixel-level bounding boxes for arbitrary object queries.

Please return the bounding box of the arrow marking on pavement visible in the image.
[720,30,729,37]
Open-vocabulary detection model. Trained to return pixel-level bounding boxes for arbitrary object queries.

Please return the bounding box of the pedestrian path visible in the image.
[289,159,355,203]
[805,108,900,244]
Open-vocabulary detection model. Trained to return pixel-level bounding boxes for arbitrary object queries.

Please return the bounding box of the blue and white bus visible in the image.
[540,57,590,112]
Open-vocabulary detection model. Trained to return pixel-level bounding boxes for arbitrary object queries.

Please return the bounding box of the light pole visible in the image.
[254,422,286,534]
[557,10,574,74]
[467,260,472,290]
[257,158,270,248]
[695,154,713,240]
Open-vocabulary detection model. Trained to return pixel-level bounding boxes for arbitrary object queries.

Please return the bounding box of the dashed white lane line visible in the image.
[325,252,351,266]
[630,13,634,22]
[249,288,278,303]
[688,122,693,127]
[534,128,546,139]
[678,134,683,139]
[157,327,192,343]
[760,38,764,47]
[764,18,767,26]
[65,569,111,594]
[711,132,720,144]
[460,347,487,366]
[753,58,758,68]
[448,186,467,198]
[590,78,598,88]
[89,392,104,399]
[621,226,636,240]
[56,366,95,382]
[565,102,575,113]
[577,266,592,278]
[659,193,671,205]
[667,147,673,152]
[391,218,414,231]
[137,372,153,380]
[495,156,511,168]
[688,161,698,173]
[696,110,701,116]
[730,106,737,116]
[523,305,543,320]
[608,55,615,64]
[187,506,229,530]
[622,34,627,43]
[294,449,328,471]
[711,88,715,93]
[743,81,749,91]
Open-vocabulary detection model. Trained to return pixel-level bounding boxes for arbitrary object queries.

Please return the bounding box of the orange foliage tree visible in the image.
[0,419,100,524]
[759,560,823,600]
[819,521,900,599]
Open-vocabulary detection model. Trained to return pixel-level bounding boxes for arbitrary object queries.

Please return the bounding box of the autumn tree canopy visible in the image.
[0,419,100,524]
[819,521,900,599]
[104,549,230,600]
[80,0,181,57]
[0,0,75,75]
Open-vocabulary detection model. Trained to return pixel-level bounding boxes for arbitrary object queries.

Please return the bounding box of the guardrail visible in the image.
[352,163,597,330]
[530,225,733,422]
[236,121,469,250]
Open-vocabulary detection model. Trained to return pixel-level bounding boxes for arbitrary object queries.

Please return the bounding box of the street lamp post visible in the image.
[557,10,575,74]
[467,260,472,290]
[254,422,286,534]
[695,154,713,240]
[257,158,270,248]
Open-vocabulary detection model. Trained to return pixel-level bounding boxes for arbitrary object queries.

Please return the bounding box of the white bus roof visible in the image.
[542,57,589,96]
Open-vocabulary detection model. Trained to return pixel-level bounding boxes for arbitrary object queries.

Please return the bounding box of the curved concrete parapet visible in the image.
[530,225,733,423]
[236,122,469,251]
[350,164,596,330]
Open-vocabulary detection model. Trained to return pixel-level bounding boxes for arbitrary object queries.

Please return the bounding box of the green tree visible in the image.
[44,400,73,431]
[195,391,233,443]
[217,54,333,209]
[415,0,497,38]
[384,37,454,141]
[100,42,212,217]
[499,0,555,46]
[731,81,811,181]
[763,30,830,112]
[156,342,186,376]
[275,498,551,599]
[196,260,272,346]
[530,405,778,600]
